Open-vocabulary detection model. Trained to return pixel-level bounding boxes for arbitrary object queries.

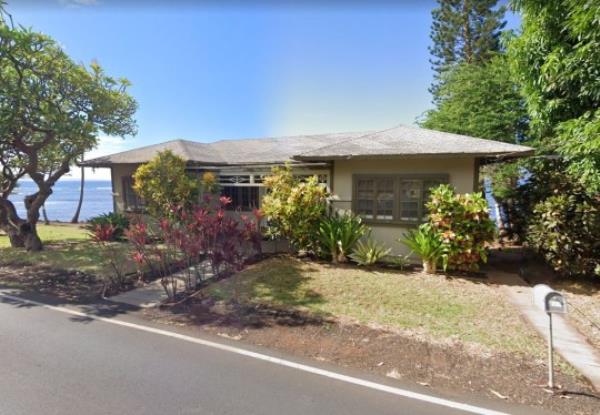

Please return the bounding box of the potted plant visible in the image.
[401,224,444,274]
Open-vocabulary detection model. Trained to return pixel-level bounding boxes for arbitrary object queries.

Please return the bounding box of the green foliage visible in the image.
[427,184,496,271]
[349,235,391,266]
[402,224,444,273]
[87,212,130,241]
[527,193,599,278]
[429,0,506,100]
[508,0,600,194]
[316,213,368,263]
[0,9,137,250]
[261,164,329,252]
[421,54,528,143]
[132,150,199,218]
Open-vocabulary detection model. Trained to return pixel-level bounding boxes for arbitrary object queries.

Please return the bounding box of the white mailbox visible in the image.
[533,284,567,314]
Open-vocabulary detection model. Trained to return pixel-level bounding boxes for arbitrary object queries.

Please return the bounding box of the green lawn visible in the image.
[0,223,89,248]
[0,224,136,276]
[207,256,544,356]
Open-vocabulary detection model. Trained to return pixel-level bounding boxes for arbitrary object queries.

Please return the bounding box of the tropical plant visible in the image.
[90,224,127,296]
[387,254,411,271]
[87,212,130,241]
[402,224,444,274]
[125,196,262,301]
[427,184,495,271]
[132,150,199,218]
[349,235,391,266]
[261,164,329,253]
[528,194,599,278]
[317,213,368,263]
[0,5,137,250]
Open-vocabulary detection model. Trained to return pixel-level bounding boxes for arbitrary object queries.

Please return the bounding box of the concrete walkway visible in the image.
[489,271,600,391]
[109,261,214,308]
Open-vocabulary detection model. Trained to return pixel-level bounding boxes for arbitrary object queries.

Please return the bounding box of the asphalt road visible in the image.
[0,294,545,415]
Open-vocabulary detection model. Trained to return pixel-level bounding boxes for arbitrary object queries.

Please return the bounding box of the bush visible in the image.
[317,213,368,263]
[528,194,600,278]
[402,224,444,274]
[132,150,199,218]
[349,235,390,266]
[427,184,495,271]
[90,224,127,296]
[87,212,130,241]
[126,196,263,301]
[261,164,329,252]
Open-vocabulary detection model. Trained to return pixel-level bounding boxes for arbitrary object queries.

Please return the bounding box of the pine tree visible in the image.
[429,0,506,101]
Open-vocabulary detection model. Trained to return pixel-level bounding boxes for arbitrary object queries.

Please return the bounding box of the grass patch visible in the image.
[207,256,544,355]
[0,223,136,277]
[0,223,89,248]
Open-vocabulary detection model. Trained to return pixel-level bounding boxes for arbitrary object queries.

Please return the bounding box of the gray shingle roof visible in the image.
[82,125,533,167]
[295,125,534,160]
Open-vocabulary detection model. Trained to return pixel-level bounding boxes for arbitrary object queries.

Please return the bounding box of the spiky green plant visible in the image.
[317,213,368,263]
[349,235,391,266]
[401,224,444,274]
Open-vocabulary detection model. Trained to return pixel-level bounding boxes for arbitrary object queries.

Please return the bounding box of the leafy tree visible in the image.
[132,150,199,218]
[421,54,528,143]
[261,164,329,253]
[508,0,600,194]
[429,0,506,100]
[0,7,137,250]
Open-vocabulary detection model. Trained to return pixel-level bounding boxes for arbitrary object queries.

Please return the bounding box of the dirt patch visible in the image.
[0,264,108,303]
[145,298,600,415]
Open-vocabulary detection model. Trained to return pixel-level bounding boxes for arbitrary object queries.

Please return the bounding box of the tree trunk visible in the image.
[42,203,50,225]
[6,227,25,248]
[21,222,43,251]
[71,157,85,223]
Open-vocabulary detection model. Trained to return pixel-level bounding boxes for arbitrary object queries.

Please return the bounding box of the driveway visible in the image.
[0,292,548,415]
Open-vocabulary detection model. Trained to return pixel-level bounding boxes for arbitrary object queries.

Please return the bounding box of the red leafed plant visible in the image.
[124,198,263,302]
[90,224,127,296]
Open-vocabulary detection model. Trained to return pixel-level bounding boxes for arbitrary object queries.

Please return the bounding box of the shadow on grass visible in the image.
[167,257,331,330]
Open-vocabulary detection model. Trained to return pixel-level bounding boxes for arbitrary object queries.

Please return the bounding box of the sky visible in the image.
[10,0,519,180]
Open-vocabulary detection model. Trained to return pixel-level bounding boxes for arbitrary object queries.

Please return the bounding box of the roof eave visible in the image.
[293,150,535,161]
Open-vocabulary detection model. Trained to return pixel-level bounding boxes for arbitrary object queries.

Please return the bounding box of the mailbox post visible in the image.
[533,284,567,389]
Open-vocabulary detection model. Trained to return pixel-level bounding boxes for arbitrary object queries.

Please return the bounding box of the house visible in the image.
[82,125,533,253]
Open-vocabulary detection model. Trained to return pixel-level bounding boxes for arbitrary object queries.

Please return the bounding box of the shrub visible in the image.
[90,224,127,296]
[349,235,391,266]
[426,184,495,271]
[402,224,444,274]
[261,164,329,252]
[87,212,130,241]
[317,213,368,263]
[125,196,262,301]
[528,194,600,278]
[132,150,199,218]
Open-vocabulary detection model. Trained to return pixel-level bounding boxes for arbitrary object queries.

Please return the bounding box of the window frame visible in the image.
[220,185,260,212]
[352,173,449,225]
[121,176,145,213]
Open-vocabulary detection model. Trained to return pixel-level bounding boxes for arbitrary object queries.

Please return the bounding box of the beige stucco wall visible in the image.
[331,156,478,256]
[110,157,479,258]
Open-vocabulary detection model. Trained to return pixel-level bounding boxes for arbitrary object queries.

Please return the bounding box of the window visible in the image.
[221,186,259,211]
[121,176,145,212]
[353,175,448,224]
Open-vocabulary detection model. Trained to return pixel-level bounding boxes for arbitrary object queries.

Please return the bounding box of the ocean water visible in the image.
[10,180,113,222]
